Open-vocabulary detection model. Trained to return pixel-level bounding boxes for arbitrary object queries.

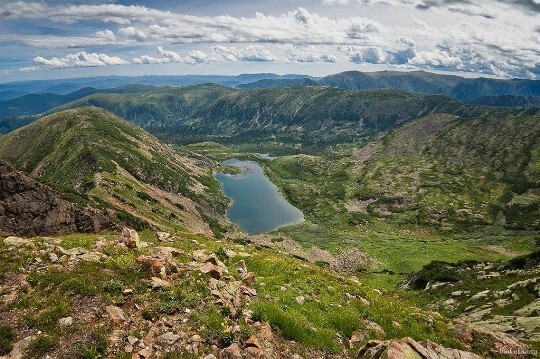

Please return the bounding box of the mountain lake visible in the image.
[215,159,304,235]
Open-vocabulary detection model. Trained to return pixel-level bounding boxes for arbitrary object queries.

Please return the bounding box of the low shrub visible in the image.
[409,260,460,290]
[506,250,540,270]
[78,331,108,359]
[26,335,58,359]
[0,325,16,355]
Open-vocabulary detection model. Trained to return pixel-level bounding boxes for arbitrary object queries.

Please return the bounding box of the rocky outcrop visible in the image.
[0,162,113,236]
[452,322,532,358]
[357,337,482,359]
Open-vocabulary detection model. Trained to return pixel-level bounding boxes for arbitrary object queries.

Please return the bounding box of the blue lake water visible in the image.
[215,159,304,235]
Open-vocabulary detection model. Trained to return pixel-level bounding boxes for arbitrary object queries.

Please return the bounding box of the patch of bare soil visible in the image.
[247,235,378,272]
[485,245,520,258]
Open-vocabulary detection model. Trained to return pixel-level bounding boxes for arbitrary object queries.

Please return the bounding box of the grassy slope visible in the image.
[0,107,229,234]
[253,110,540,233]
[352,110,540,231]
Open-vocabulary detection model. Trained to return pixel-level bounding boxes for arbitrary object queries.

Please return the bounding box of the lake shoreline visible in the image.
[215,158,304,235]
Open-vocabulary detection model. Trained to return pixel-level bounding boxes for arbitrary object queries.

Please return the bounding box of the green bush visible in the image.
[409,260,460,290]
[103,280,125,294]
[506,250,540,270]
[0,325,16,355]
[502,173,533,194]
[26,335,58,359]
[136,191,158,203]
[23,303,70,331]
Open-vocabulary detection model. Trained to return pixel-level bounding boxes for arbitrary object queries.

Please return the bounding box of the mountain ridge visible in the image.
[55,85,499,146]
[240,70,540,100]
[0,106,229,235]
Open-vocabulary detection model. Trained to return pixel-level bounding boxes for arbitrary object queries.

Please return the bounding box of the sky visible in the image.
[0,0,539,82]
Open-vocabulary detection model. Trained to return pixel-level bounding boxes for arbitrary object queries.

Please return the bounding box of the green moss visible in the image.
[0,325,16,355]
[77,331,108,359]
[26,334,59,359]
[22,301,70,331]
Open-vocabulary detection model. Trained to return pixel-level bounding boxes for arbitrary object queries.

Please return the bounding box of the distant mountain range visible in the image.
[0,73,310,95]
[0,84,167,119]
[240,70,540,100]
[1,70,538,134]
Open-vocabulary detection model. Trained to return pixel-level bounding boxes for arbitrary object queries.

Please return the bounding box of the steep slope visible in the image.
[467,95,540,108]
[349,109,540,230]
[59,85,492,146]
[0,161,113,236]
[0,107,228,235]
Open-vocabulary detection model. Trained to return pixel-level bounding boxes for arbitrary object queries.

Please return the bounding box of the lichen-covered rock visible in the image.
[356,337,482,359]
[106,305,127,325]
[156,231,171,242]
[3,236,35,248]
[119,227,140,249]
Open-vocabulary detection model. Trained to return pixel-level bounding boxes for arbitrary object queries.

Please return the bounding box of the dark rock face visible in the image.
[0,162,113,236]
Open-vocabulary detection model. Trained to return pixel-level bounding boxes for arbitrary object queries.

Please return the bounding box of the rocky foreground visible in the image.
[0,229,533,358]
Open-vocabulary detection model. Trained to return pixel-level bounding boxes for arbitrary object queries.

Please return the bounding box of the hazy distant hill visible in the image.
[0,84,168,120]
[0,73,309,95]
[0,90,28,101]
[239,78,320,88]
[241,70,540,100]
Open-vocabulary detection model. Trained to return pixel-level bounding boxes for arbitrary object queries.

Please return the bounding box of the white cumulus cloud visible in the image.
[33,51,128,68]
[1,1,538,78]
